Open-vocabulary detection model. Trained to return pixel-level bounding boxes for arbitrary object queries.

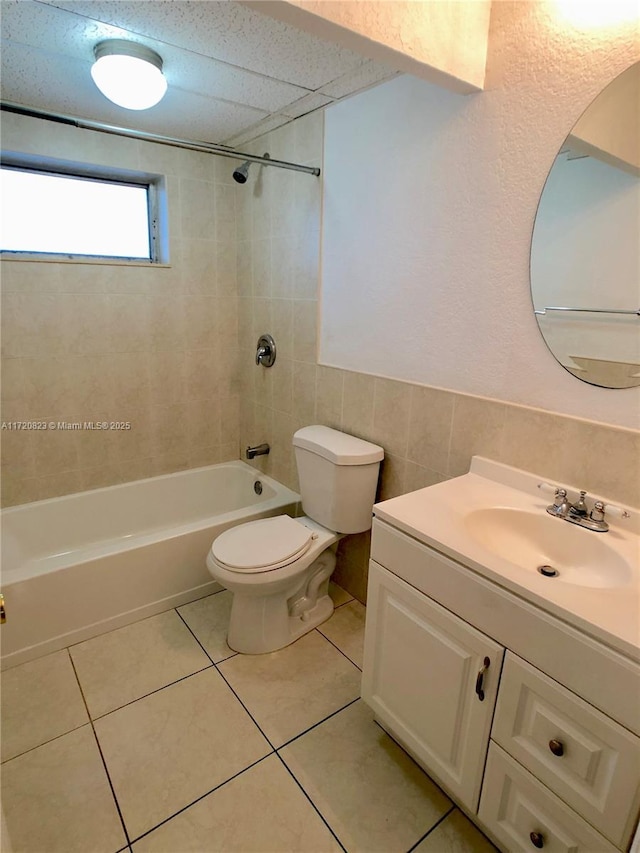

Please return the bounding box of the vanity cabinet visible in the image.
[363,518,640,853]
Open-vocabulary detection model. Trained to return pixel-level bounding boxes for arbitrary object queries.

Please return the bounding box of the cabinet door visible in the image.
[362,560,505,811]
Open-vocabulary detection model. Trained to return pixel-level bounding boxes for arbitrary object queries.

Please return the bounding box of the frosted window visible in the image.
[0,167,151,259]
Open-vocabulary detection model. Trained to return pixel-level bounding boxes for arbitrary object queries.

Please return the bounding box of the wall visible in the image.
[234,111,324,490]
[239,112,639,605]
[1,112,240,506]
[248,0,492,93]
[320,0,640,429]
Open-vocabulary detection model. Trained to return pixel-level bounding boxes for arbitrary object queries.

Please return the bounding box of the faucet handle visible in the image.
[255,334,276,367]
[538,483,569,502]
[599,502,631,520]
[544,486,570,518]
[552,488,568,506]
[537,482,558,496]
[586,500,631,532]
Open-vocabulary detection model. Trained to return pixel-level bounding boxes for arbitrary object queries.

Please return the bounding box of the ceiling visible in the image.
[0,0,399,149]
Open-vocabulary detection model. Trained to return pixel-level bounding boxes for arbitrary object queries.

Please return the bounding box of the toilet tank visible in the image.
[293,426,384,534]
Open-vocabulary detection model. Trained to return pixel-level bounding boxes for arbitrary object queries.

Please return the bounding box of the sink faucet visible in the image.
[538,483,630,533]
[567,490,589,520]
[246,443,270,459]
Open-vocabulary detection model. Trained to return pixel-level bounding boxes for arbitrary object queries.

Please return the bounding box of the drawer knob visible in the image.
[549,739,564,757]
[530,831,545,849]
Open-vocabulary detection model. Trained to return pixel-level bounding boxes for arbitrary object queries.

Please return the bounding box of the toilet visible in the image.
[206,425,384,654]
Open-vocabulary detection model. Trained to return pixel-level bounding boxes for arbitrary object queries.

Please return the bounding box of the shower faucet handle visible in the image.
[255,334,276,367]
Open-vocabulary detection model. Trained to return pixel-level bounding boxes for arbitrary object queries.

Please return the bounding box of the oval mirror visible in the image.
[530,62,639,389]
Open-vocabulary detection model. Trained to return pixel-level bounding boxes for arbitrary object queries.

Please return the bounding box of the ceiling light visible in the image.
[91,40,167,111]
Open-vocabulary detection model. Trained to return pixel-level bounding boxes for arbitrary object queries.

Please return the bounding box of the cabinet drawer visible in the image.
[479,743,619,853]
[492,653,640,849]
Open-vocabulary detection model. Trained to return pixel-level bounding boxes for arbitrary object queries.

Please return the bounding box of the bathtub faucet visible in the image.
[246,443,270,460]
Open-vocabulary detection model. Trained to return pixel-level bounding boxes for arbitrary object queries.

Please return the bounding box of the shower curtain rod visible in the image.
[0,102,321,178]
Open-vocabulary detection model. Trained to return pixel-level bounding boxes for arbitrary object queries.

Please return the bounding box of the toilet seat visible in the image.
[212,515,316,573]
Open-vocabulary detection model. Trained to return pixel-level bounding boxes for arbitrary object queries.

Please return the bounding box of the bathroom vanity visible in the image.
[362,458,640,852]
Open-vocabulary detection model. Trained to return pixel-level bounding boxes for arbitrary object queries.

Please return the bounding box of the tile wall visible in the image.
[235,110,324,490]
[237,111,640,602]
[1,112,241,506]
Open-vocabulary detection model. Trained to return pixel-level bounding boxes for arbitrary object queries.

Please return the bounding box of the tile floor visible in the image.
[1,583,498,853]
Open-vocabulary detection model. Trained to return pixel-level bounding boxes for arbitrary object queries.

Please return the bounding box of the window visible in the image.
[0,162,163,262]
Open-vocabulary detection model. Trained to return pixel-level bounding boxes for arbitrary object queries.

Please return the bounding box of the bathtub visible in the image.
[0,461,299,669]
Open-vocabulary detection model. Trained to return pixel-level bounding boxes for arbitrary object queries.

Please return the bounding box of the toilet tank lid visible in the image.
[293,425,384,465]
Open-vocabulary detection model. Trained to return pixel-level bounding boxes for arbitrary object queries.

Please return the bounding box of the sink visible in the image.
[464,507,633,589]
[372,456,639,657]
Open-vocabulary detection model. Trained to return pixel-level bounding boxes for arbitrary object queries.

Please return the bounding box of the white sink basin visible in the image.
[463,507,633,589]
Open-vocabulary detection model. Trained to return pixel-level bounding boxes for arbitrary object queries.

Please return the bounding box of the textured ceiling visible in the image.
[0,0,399,147]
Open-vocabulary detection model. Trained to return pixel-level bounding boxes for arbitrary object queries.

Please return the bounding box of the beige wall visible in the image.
[320,1,639,429]
[235,111,323,489]
[247,0,491,92]
[1,112,240,506]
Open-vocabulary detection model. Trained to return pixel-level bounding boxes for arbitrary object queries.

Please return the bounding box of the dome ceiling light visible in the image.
[91,40,167,111]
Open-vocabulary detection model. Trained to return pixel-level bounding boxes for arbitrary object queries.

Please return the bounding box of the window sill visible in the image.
[0,254,172,268]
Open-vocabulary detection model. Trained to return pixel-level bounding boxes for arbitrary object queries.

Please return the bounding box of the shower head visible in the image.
[232,161,250,184]
[232,153,270,184]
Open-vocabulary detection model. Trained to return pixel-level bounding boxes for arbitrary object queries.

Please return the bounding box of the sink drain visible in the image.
[538,565,559,578]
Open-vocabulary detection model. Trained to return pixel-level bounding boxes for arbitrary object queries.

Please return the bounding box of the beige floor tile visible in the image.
[70,609,211,717]
[280,700,451,853]
[413,808,498,852]
[133,755,341,853]
[218,631,361,747]
[1,725,126,853]
[318,600,366,668]
[177,590,235,662]
[1,649,88,762]
[329,581,354,607]
[94,667,271,840]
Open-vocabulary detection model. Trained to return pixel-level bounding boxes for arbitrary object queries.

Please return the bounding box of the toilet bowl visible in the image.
[207,515,339,653]
[206,426,383,654]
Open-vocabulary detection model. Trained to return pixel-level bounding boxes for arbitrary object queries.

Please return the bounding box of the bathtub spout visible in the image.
[246,443,270,459]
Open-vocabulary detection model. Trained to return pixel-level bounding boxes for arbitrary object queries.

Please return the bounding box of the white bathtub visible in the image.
[0,461,299,669]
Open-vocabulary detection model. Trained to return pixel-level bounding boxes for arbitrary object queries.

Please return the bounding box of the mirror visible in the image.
[530,62,639,389]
